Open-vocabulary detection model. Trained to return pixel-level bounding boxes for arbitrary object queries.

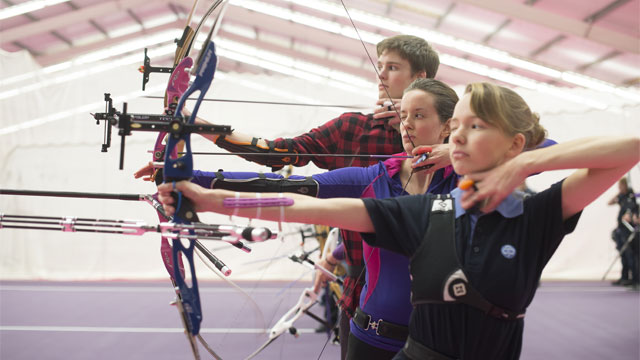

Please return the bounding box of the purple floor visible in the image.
[0,280,638,360]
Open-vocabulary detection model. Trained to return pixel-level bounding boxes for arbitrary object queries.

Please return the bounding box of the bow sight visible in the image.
[92,93,232,170]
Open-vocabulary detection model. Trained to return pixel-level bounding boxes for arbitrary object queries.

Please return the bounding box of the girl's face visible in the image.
[399,89,449,154]
[449,93,522,175]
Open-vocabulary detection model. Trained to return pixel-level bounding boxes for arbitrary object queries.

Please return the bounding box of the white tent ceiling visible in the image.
[1,0,639,97]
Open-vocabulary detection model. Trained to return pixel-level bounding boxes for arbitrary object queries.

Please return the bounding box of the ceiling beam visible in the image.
[368,0,440,19]
[218,30,374,81]
[89,19,109,36]
[384,0,396,15]
[529,34,566,57]
[622,76,640,86]
[224,5,373,61]
[575,49,622,72]
[435,3,456,29]
[452,0,639,54]
[482,18,511,44]
[50,30,73,46]
[36,20,181,66]
[0,0,173,44]
[584,0,631,24]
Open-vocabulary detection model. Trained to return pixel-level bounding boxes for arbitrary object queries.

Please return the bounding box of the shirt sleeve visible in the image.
[267,115,349,169]
[524,179,582,267]
[360,194,433,256]
[313,163,382,199]
[332,242,345,261]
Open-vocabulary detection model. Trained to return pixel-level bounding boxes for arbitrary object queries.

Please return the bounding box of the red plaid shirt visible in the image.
[267,112,402,170]
[338,229,366,318]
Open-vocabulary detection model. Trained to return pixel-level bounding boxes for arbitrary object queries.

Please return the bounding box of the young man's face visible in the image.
[377,50,423,99]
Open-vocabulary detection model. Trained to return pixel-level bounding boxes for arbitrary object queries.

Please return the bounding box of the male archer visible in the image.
[187,35,442,171]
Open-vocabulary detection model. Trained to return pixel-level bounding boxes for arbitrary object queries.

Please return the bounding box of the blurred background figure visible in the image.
[608,177,639,288]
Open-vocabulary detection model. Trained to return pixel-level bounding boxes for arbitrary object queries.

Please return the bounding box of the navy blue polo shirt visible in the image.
[361,180,581,359]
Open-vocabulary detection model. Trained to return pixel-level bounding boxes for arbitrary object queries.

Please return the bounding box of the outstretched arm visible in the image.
[461,136,640,219]
[190,112,260,145]
[156,181,375,233]
[187,108,339,169]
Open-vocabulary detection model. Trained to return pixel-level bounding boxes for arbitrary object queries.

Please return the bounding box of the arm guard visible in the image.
[210,171,319,197]
[215,135,300,170]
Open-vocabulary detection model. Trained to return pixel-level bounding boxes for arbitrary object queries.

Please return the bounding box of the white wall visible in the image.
[1,50,639,281]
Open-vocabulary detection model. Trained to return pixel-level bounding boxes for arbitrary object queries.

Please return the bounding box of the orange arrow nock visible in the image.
[458,178,476,191]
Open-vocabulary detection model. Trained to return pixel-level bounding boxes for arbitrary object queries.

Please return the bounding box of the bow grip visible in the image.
[170,191,200,223]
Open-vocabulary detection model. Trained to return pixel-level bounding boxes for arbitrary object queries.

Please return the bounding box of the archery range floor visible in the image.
[0,280,638,360]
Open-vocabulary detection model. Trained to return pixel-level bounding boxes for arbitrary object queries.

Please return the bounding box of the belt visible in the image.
[352,307,408,341]
[403,336,456,360]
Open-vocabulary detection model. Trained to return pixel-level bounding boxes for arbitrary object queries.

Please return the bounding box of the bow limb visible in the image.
[155,0,230,281]
[154,59,191,287]
[244,288,320,360]
[242,229,342,360]
[162,12,224,357]
[171,0,201,73]
[140,0,199,94]
[158,4,272,357]
[321,227,338,259]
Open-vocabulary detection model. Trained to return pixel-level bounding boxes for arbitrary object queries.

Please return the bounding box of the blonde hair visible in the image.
[464,83,546,150]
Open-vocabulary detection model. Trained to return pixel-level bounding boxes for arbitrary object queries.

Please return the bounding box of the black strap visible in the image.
[402,336,456,360]
[411,195,525,321]
[352,307,408,341]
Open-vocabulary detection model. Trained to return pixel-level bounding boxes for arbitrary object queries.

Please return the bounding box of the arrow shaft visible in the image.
[180,152,411,159]
[0,189,144,201]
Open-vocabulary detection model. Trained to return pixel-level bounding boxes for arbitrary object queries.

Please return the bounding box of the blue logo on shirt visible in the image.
[501,244,516,259]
